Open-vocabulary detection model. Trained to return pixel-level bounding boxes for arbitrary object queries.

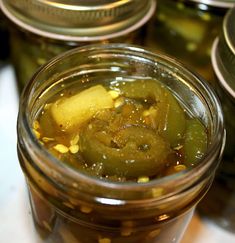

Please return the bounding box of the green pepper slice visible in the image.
[183,118,207,165]
[80,122,171,178]
[117,80,186,147]
[159,92,186,147]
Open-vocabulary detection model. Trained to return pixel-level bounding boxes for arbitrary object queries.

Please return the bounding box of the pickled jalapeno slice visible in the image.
[34,79,208,181]
[183,119,207,165]
[80,124,171,177]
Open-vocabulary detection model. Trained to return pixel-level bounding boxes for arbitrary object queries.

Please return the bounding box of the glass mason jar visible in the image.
[0,0,156,91]
[17,44,225,243]
[144,0,235,85]
[198,7,235,232]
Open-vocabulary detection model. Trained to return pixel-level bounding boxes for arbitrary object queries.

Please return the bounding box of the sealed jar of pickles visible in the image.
[198,7,235,232]
[17,44,225,243]
[0,0,156,91]
[145,0,235,84]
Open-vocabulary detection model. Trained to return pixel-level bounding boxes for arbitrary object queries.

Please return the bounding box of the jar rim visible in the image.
[18,43,225,202]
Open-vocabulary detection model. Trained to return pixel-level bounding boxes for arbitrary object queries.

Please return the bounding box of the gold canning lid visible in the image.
[0,0,156,41]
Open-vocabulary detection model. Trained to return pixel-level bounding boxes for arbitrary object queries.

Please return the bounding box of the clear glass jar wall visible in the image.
[0,0,156,91]
[17,44,225,243]
[198,7,235,232]
[145,0,235,84]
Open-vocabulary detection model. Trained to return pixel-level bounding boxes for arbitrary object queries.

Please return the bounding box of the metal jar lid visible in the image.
[0,0,156,41]
[185,0,235,8]
[211,7,235,99]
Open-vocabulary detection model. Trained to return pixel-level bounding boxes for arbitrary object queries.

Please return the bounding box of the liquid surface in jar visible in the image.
[33,79,207,182]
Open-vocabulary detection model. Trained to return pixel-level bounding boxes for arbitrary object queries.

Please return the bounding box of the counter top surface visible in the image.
[0,65,234,243]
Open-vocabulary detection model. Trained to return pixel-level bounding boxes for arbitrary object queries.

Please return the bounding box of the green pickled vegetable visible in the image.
[118,80,186,146]
[183,119,207,165]
[117,79,165,101]
[80,122,171,177]
[159,91,186,147]
[51,85,114,131]
[34,79,208,181]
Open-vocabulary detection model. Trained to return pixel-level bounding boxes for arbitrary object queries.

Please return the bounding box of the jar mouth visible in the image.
[18,43,225,201]
[0,0,156,41]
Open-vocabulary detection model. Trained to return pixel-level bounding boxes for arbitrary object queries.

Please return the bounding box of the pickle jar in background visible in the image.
[17,44,225,243]
[198,7,235,232]
[144,0,235,84]
[0,0,156,91]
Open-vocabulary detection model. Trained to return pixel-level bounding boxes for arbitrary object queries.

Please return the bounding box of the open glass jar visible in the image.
[0,0,155,91]
[17,44,225,243]
[145,0,235,84]
[198,7,235,232]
